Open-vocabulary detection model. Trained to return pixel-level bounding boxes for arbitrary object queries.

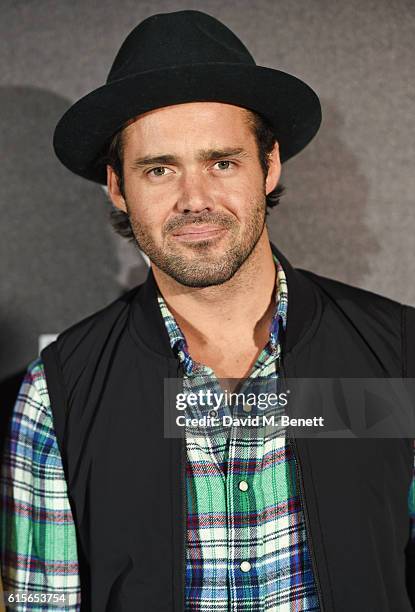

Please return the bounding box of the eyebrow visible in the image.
[130,147,248,168]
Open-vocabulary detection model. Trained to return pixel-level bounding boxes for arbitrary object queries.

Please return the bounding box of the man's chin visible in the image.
[137,228,263,287]
[164,271,238,288]
[154,253,243,287]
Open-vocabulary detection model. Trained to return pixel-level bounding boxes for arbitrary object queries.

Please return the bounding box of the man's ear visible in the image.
[107,164,127,213]
[265,141,281,195]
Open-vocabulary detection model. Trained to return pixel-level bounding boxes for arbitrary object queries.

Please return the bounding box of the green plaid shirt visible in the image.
[158,255,320,610]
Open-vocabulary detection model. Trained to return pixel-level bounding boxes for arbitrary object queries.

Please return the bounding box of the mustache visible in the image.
[164,212,235,234]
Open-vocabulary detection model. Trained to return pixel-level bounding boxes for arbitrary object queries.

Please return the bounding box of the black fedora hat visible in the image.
[53,10,322,184]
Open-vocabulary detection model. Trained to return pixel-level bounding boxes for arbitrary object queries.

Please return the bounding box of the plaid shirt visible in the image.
[159,256,321,610]
[1,257,414,611]
[0,362,80,610]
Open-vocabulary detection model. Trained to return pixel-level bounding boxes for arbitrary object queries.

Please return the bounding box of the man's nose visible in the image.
[176,173,214,214]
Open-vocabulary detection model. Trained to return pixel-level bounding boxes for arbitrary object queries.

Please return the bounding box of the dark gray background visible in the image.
[1,0,414,380]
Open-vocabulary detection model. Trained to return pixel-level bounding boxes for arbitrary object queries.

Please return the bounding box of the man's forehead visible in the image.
[122,102,255,151]
[125,102,253,131]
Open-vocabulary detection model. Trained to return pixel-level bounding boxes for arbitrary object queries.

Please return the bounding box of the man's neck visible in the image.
[151,232,277,348]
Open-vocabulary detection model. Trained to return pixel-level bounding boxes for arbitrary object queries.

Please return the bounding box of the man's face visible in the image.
[108,102,281,287]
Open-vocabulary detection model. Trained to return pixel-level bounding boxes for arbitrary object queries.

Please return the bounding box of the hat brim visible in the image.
[53,63,322,184]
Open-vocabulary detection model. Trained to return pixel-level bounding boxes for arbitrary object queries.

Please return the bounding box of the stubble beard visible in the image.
[126,195,267,288]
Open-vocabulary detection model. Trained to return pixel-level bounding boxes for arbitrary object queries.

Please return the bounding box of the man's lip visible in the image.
[171,225,225,236]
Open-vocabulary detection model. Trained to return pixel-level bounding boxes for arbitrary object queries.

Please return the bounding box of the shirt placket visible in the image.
[226,371,274,611]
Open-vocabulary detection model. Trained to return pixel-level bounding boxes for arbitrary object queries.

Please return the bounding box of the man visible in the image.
[1,9,414,612]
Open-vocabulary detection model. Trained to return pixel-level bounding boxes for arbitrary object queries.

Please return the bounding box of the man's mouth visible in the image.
[171,225,227,242]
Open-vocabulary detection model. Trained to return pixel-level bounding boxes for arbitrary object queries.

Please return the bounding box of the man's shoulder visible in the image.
[297,267,407,314]
[296,269,415,377]
[45,285,142,359]
[296,268,415,356]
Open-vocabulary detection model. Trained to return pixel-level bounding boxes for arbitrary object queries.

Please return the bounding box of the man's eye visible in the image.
[214,160,234,171]
[147,166,172,177]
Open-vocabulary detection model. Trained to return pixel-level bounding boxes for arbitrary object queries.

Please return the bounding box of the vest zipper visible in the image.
[288,434,325,611]
[280,359,326,611]
[177,361,187,611]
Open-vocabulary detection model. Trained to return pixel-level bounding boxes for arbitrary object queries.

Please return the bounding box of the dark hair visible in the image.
[102,109,285,241]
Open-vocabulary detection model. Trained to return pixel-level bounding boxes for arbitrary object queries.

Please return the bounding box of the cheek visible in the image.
[129,202,179,248]
[222,181,265,218]
[126,185,167,227]
[130,206,165,238]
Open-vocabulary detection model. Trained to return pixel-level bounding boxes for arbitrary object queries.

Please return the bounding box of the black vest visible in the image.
[42,243,415,611]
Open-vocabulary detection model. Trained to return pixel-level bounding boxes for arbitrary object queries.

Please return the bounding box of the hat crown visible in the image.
[107,10,256,83]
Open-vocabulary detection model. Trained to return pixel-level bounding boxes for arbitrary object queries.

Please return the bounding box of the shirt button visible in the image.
[238,480,249,492]
[243,404,252,413]
[240,561,251,573]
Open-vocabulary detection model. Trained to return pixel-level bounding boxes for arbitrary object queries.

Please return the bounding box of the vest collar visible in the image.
[130,241,320,358]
